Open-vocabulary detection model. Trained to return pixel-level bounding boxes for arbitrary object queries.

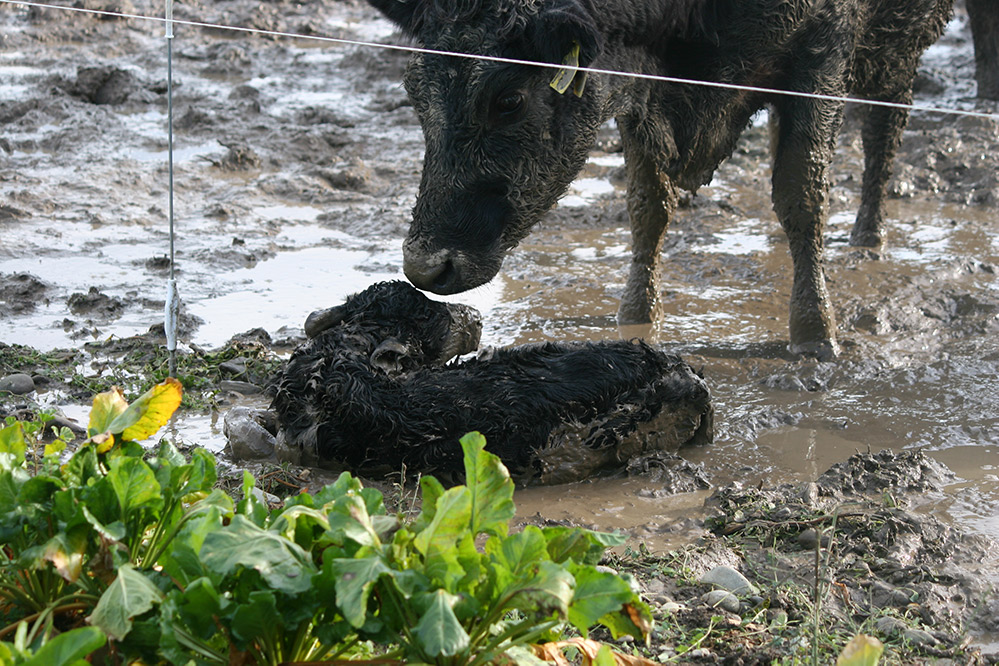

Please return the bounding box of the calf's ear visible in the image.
[366,0,425,37]
[304,305,345,338]
[526,0,603,69]
[370,339,412,374]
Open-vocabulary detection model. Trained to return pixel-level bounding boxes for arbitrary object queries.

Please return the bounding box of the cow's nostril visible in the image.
[432,258,456,291]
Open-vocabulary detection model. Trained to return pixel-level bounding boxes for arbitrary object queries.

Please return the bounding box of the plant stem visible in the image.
[0,601,93,639]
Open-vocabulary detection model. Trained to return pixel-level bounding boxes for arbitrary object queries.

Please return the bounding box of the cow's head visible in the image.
[368,0,604,294]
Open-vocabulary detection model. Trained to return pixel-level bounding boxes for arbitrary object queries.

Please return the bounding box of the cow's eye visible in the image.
[492,90,526,119]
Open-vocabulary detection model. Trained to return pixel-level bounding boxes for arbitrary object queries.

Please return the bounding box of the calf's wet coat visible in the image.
[0,0,997,578]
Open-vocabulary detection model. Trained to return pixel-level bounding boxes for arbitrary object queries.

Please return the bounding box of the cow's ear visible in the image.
[370,338,411,374]
[527,0,603,69]
[304,305,346,338]
[366,0,425,37]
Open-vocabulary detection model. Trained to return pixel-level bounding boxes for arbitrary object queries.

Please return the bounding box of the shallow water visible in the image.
[1,0,998,564]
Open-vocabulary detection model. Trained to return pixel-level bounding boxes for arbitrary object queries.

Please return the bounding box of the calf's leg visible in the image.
[617,124,678,325]
[771,98,842,360]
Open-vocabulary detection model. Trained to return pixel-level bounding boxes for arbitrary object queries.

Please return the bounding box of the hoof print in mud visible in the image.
[258,281,713,485]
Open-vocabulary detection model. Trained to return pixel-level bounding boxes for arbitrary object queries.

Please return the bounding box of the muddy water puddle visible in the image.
[1,0,998,565]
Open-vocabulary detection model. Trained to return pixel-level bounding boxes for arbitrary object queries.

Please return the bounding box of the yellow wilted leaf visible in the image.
[837,635,884,666]
[533,638,659,666]
[118,377,183,441]
[88,388,129,438]
[88,432,115,454]
[43,536,85,583]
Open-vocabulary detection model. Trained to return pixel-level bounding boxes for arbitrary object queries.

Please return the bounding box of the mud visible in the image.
[619,448,999,663]
[1,0,998,653]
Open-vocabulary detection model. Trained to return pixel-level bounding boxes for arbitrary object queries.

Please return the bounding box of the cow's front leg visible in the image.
[771,100,842,360]
[617,126,677,325]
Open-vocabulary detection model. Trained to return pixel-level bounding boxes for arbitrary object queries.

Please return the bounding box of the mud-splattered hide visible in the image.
[367,0,953,359]
[271,280,712,485]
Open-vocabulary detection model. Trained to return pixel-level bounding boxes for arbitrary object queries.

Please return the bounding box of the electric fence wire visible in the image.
[2,0,999,122]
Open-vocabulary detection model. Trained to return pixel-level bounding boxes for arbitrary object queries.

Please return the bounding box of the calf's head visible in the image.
[304,281,482,373]
[368,0,604,294]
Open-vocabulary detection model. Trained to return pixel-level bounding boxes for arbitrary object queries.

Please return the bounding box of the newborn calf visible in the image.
[270,281,713,485]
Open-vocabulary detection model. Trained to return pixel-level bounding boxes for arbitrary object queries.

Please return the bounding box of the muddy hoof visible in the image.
[789,338,839,361]
[849,228,883,247]
[616,300,656,326]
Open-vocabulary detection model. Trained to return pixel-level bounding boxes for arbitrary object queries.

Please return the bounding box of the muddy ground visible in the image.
[1,0,999,661]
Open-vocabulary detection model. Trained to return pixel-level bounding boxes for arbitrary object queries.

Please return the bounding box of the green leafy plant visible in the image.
[2,385,651,665]
[318,432,652,665]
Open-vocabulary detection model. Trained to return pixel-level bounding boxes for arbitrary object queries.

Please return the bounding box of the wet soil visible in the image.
[1,0,999,659]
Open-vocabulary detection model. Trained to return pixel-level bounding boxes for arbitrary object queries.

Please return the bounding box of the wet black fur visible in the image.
[271,281,712,483]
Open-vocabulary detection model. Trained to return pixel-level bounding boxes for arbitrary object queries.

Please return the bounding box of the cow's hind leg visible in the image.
[850,100,910,247]
[771,98,843,359]
[618,125,678,325]
[968,0,999,100]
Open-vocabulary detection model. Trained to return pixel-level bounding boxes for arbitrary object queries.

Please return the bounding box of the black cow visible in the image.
[366,0,956,359]
[270,281,712,484]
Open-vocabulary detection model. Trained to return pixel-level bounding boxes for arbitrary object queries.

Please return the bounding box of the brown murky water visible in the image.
[1,0,998,558]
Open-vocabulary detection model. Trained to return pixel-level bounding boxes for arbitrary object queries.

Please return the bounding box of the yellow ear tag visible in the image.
[550,40,586,96]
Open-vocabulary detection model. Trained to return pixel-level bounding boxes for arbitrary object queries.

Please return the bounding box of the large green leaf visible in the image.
[461,432,515,538]
[413,486,471,556]
[0,461,28,515]
[413,486,473,589]
[566,564,638,637]
[330,555,393,628]
[409,475,446,535]
[156,497,231,584]
[21,626,106,666]
[201,515,315,594]
[502,560,574,620]
[108,457,163,520]
[89,565,164,641]
[270,504,331,543]
[542,526,626,565]
[412,589,470,658]
[486,526,550,596]
[489,526,550,577]
[0,422,26,462]
[41,528,89,583]
[229,589,280,647]
[327,493,382,548]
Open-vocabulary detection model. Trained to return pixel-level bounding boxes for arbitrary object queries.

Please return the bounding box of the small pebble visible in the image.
[700,565,758,596]
[701,589,740,613]
[902,628,939,647]
[797,528,831,550]
[219,357,249,378]
[874,616,907,637]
